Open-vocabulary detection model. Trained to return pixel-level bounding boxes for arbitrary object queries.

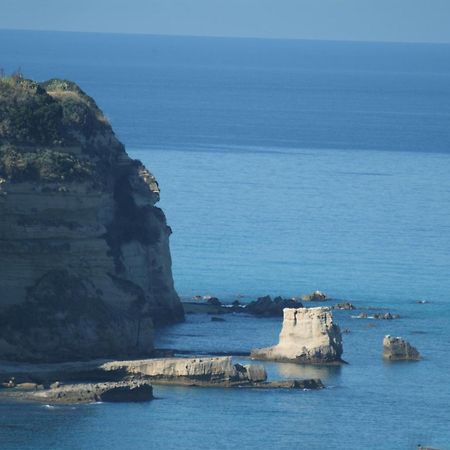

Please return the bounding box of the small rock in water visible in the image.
[334,302,355,310]
[383,335,420,361]
[373,312,400,320]
[301,290,328,302]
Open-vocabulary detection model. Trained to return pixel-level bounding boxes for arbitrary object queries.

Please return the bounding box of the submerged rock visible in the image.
[383,336,420,361]
[251,307,343,364]
[0,76,183,362]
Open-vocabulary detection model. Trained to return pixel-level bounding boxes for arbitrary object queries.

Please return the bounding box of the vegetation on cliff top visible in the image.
[0,74,115,183]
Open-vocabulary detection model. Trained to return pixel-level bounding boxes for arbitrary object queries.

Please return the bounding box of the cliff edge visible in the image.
[0,76,184,362]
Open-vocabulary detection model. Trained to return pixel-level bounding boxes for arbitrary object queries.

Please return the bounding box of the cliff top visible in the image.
[0,75,126,184]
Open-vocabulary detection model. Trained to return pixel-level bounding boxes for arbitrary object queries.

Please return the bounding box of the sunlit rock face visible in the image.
[383,336,420,361]
[0,77,183,362]
[251,307,343,364]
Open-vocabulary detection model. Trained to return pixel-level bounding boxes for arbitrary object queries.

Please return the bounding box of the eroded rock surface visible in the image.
[25,380,154,403]
[251,307,343,364]
[101,356,268,385]
[0,76,183,362]
[383,336,420,361]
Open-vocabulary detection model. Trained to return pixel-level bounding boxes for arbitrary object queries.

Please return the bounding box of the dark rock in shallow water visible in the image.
[251,379,325,390]
[383,335,420,361]
[0,76,183,362]
[301,291,328,302]
[207,297,222,307]
[373,312,400,320]
[244,295,303,316]
[8,380,154,404]
[333,302,355,310]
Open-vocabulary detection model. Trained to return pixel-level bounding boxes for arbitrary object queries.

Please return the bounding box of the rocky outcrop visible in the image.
[244,295,303,316]
[333,302,355,310]
[10,380,154,404]
[383,336,420,361]
[301,291,328,302]
[101,356,268,386]
[251,307,343,364]
[0,357,326,393]
[0,76,183,362]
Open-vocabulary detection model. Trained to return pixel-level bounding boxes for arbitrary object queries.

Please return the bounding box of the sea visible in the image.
[0,29,449,449]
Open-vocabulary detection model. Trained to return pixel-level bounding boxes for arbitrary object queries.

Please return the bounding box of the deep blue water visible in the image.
[1,30,450,449]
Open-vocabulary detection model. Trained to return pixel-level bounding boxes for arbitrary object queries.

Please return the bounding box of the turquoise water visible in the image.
[1,30,450,449]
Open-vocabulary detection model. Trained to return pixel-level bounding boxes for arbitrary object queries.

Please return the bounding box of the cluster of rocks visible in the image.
[356,312,400,320]
[242,295,303,317]
[186,291,332,317]
[333,302,355,310]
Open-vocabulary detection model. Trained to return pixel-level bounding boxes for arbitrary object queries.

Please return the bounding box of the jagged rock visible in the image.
[0,76,183,362]
[251,307,343,364]
[244,295,303,316]
[373,312,400,320]
[101,356,268,386]
[383,336,420,361]
[333,302,355,310]
[301,291,328,302]
[30,380,154,403]
[207,297,222,307]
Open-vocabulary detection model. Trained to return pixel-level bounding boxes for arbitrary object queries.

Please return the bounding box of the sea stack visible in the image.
[383,336,420,361]
[0,76,184,362]
[251,307,343,364]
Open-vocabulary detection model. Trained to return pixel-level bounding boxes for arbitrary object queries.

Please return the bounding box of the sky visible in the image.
[1,0,450,44]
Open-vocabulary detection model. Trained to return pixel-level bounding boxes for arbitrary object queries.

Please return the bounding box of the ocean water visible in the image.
[1,30,450,449]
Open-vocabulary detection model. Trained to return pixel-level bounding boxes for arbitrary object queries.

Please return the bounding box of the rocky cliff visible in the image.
[251,307,343,364]
[0,76,184,362]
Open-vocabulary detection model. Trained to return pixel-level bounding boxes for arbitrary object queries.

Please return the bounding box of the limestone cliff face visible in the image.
[0,77,183,362]
[251,307,343,364]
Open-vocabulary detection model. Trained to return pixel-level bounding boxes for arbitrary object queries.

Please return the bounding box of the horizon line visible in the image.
[2,27,450,47]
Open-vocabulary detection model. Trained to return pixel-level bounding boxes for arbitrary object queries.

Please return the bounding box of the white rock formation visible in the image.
[250,307,343,364]
[101,356,267,384]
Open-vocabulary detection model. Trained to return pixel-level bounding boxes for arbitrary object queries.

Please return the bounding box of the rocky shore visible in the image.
[0,355,326,403]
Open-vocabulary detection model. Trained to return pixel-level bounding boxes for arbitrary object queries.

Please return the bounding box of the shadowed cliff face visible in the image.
[0,76,184,362]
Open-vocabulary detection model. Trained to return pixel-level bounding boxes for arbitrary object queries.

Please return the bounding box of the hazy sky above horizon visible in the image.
[1,0,450,44]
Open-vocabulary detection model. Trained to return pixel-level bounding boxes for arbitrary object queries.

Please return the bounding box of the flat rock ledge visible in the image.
[0,356,325,400]
[383,336,420,361]
[5,380,154,404]
[251,307,344,364]
[101,356,268,386]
